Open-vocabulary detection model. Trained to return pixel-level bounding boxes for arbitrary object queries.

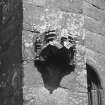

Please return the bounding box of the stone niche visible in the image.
[23,2,88,104]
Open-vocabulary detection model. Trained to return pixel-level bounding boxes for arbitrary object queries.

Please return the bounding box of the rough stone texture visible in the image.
[83,1,105,23]
[23,0,105,104]
[47,0,83,13]
[85,0,105,11]
[23,62,43,87]
[84,16,105,36]
[23,86,88,105]
[85,31,105,55]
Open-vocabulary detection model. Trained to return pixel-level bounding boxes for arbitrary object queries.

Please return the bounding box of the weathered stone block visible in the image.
[84,16,105,36]
[83,1,105,23]
[86,0,105,11]
[85,31,105,55]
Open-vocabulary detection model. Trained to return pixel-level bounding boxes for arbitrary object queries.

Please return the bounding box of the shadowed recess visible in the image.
[34,45,75,94]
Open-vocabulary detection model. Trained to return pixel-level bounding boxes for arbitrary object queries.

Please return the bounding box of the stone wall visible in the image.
[23,0,105,105]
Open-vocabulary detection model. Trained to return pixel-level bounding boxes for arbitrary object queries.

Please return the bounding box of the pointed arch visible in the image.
[86,63,104,105]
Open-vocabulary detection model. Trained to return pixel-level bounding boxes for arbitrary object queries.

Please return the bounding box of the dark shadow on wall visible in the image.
[0,0,23,105]
[34,45,75,94]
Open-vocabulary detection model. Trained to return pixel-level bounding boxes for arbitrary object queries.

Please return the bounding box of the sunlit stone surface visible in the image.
[22,0,89,105]
[23,86,88,105]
